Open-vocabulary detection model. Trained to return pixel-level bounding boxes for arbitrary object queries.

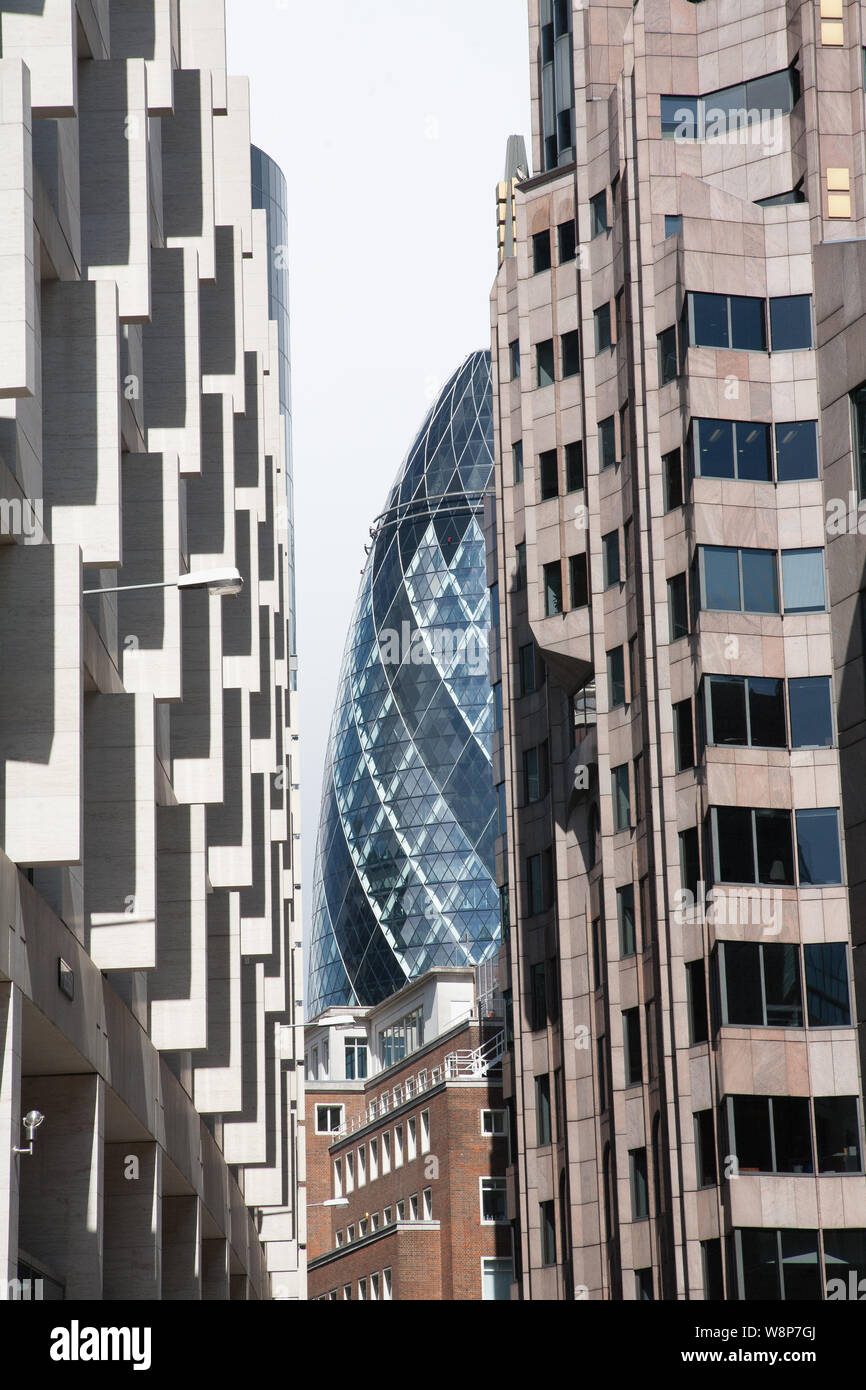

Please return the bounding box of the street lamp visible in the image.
[308,1198,349,1208]
[84,567,244,598]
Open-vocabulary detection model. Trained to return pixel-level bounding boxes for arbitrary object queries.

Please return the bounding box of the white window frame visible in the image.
[395,1124,404,1168]
[369,1136,379,1181]
[409,1193,419,1221]
[346,1224,355,1243]
[382,1268,393,1301]
[383,1206,393,1226]
[397,1199,406,1221]
[480,1176,508,1225]
[342,1285,351,1301]
[358,1278,367,1301]
[481,1256,514,1301]
[345,1152,354,1194]
[333,1157,343,1199]
[420,1109,431,1154]
[370,1272,380,1301]
[316,1103,344,1136]
[357,1144,366,1188]
[423,1186,433,1220]
[407,1115,417,1161]
[382,1130,391,1175]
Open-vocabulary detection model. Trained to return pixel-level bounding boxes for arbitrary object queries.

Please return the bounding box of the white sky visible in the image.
[224,0,531,943]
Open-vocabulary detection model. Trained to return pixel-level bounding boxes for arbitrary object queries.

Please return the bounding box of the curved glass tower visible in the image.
[308,351,500,1014]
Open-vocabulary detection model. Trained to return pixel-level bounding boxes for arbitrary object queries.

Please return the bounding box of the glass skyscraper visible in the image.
[307,352,500,1014]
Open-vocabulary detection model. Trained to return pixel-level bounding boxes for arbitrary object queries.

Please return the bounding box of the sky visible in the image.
[224,0,532,946]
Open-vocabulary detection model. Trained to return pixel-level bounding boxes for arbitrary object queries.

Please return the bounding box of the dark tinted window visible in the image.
[796,808,842,885]
[668,573,689,640]
[558,220,577,263]
[533,230,552,273]
[658,325,678,385]
[708,676,747,745]
[748,678,786,748]
[741,548,779,613]
[789,677,833,748]
[815,1098,861,1173]
[755,809,794,886]
[763,943,803,1026]
[562,330,581,377]
[539,448,559,500]
[595,303,612,351]
[714,806,754,883]
[730,295,766,350]
[770,294,813,350]
[566,440,584,492]
[624,1008,642,1085]
[804,943,850,1026]
[674,698,695,770]
[691,292,728,347]
[603,530,620,587]
[569,553,588,608]
[599,416,616,469]
[722,942,763,1025]
[775,420,819,481]
[608,646,626,708]
[544,562,563,617]
[687,960,709,1044]
[537,339,555,387]
[618,883,636,956]
[663,448,683,509]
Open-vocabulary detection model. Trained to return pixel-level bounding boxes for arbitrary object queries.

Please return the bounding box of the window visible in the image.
[420,1109,430,1154]
[537,339,555,387]
[686,292,766,351]
[781,548,825,613]
[815,1097,862,1173]
[533,230,552,273]
[668,572,689,640]
[382,1268,393,1300]
[698,546,779,614]
[595,303,612,351]
[513,439,524,483]
[663,448,683,510]
[381,1130,391,1174]
[805,942,851,1026]
[519,643,541,696]
[615,289,625,342]
[345,1152,354,1193]
[379,1007,423,1067]
[565,440,584,492]
[711,806,794,886]
[633,752,644,823]
[635,1268,654,1300]
[612,763,630,832]
[482,1257,513,1300]
[704,675,786,749]
[481,1177,507,1223]
[539,447,559,500]
[562,330,581,378]
[630,1147,649,1218]
[358,1217,368,1237]
[345,1036,367,1080]
[510,339,520,380]
[695,1109,717,1186]
[852,381,866,497]
[343,1284,352,1300]
[665,214,683,237]
[536,1073,552,1145]
[657,326,678,385]
[409,1193,419,1221]
[569,552,588,608]
[333,1158,343,1199]
[383,1205,393,1225]
[756,180,806,206]
[599,415,616,469]
[795,809,843,885]
[396,1199,406,1221]
[716,942,803,1027]
[357,1278,367,1301]
[422,1187,433,1220]
[590,190,608,237]
[725,1095,812,1175]
[623,1008,642,1085]
[775,421,819,481]
[691,418,771,482]
[686,959,709,1045]
[346,1224,355,1243]
[515,541,526,590]
[662,67,800,142]
[407,1116,417,1161]
[357,1145,366,1187]
[702,1240,724,1300]
[617,883,636,957]
[623,517,633,579]
[524,743,548,803]
[591,918,603,991]
[544,562,563,616]
[770,294,813,351]
[673,698,695,770]
[608,646,626,708]
[394,1124,404,1168]
[540,1201,557,1266]
[316,1104,344,1135]
[527,850,553,916]
[597,1036,607,1110]
[603,530,621,587]
[787,676,833,749]
[559,220,577,263]
[680,826,700,899]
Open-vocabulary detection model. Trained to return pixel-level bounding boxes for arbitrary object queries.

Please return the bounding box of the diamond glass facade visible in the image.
[308,352,499,1013]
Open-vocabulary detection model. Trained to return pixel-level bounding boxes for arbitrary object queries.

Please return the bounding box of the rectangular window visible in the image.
[815,1097,861,1173]
[608,645,626,708]
[597,1036,607,1110]
[691,418,771,482]
[565,440,584,492]
[409,1194,419,1221]
[558,219,577,263]
[510,339,521,380]
[658,325,678,385]
[519,643,540,696]
[333,1158,343,1199]
[524,743,548,804]
[851,381,866,498]
[623,1008,642,1085]
[345,1152,354,1194]
[795,808,842,885]
[526,854,548,916]
[357,1145,366,1187]
[633,752,644,823]
[668,572,689,640]
[345,1036,368,1080]
[804,942,851,1026]
[665,213,683,237]
[420,1109,430,1153]
[695,1109,717,1187]
[407,1116,417,1161]
[698,545,779,614]
[590,190,608,237]
[482,1257,514,1301]
[562,330,581,378]
[316,1104,344,1135]
[539,447,559,500]
[718,942,804,1028]
[686,959,709,1045]
[516,541,526,590]
[775,420,819,481]
[481,1177,507,1223]
[569,552,588,608]
[603,530,621,588]
[381,1130,391,1174]
[615,289,625,343]
[711,805,794,886]
[705,675,786,749]
[663,448,683,510]
[599,415,617,469]
[396,1199,405,1221]
[630,1147,649,1218]
[543,561,563,616]
[687,291,766,352]
[513,439,524,483]
[423,1187,433,1220]
[789,676,833,749]
[623,517,633,579]
[769,294,813,351]
[536,1073,552,1145]
[617,883,636,957]
[673,697,695,770]
[394,1124,404,1168]
[595,302,612,352]
[540,1201,557,1266]
[369,1138,378,1180]
[702,1239,724,1299]
[537,339,555,387]
[530,961,547,1030]
[680,826,700,899]
[781,547,826,613]
[533,230,552,274]
[612,763,630,832]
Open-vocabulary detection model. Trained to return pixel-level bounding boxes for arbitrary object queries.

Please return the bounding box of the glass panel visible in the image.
[691,292,729,348]
[722,942,763,1024]
[804,943,850,1026]
[824,1230,866,1298]
[618,884,636,955]
[658,326,678,385]
[738,1228,782,1300]
[782,549,825,613]
[796,808,842,885]
[613,764,630,830]
[590,191,608,236]
[733,1096,773,1172]
[770,295,813,351]
[788,677,833,749]
[668,574,688,640]
[533,231,552,273]
[661,96,698,138]
[603,531,620,587]
[715,806,755,883]
[736,422,772,481]
[559,221,577,263]
[599,416,616,468]
[566,441,584,492]
[852,383,866,499]
[815,1098,861,1174]
[750,68,797,115]
[595,304,612,351]
[562,330,581,377]
[703,546,741,610]
[741,549,779,613]
[779,1229,820,1301]
[709,676,748,745]
[540,448,559,500]
[664,448,683,509]
[762,943,803,1027]
[608,646,626,707]
[772,1097,813,1172]
[730,296,767,351]
[665,214,683,237]
[748,677,786,747]
[630,1148,649,1217]
[624,1008,642,1083]
[695,419,735,478]
[775,421,819,481]
[537,340,555,387]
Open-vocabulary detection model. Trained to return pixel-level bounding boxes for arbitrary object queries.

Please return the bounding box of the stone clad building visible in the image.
[0,0,303,1300]
[490,0,866,1300]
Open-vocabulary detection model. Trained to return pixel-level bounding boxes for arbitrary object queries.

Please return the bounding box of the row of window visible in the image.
[686,941,851,1039]
[337,1190,434,1246]
[664,418,820,497]
[659,293,813,381]
[679,803,844,890]
[322,1268,393,1301]
[666,676,834,776]
[322,1260,514,1302]
[307,1035,368,1083]
[510,332,581,386]
[667,545,828,644]
[333,1111,431,1196]
[379,1008,424,1069]
[531,221,577,274]
[660,64,800,142]
[693,1094,862,1187]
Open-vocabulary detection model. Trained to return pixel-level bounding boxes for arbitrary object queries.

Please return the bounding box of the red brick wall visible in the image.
[305,1086,367,1261]
[308,1225,442,1301]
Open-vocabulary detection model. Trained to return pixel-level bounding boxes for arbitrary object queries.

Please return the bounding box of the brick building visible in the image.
[305,969,513,1300]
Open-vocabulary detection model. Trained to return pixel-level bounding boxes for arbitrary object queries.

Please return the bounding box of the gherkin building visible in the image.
[307,352,500,1014]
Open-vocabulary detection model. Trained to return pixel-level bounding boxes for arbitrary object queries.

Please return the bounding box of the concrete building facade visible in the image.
[305,969,512,1300]
[490,0,866,1300]
[0,0,303,1299]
